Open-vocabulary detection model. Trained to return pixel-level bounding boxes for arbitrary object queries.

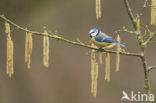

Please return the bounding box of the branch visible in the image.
[140,0,148,16]
[148,66,156,72]
[123,1,153,101]
[142,32,156,46]
[123,0,137,30]
[116,26,138,36]
[123,0,144,45]
[0,14,141,57]
[143,0,148,8]
[140,50,153,99]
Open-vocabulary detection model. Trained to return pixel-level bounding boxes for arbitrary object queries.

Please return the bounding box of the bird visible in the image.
[89,28,126,48]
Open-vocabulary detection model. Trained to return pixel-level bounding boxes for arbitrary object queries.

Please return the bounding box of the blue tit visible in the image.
[89,28,126,48]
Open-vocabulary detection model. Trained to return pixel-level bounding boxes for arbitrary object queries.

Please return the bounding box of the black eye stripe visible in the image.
[90,31,95,34]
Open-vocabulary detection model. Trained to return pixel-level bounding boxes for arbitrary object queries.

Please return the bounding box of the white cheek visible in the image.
[91,32,98,37]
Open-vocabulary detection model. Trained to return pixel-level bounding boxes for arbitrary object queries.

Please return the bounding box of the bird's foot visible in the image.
[97,47,103,52]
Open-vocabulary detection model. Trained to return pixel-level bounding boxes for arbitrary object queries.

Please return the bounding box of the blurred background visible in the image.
[0,0,156,103]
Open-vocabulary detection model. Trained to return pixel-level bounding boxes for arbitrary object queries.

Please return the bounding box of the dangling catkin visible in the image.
[116,34,120,72]
[151,0,156,26]
[25,32,33,69]
[105,53,110,82]
[91,43,96,94]
[96,0,101,19]
[99,52,103,64]
[98,0,101,18]
[43,31,49,68]
[5,22,14,77]
[5,22,10,34]
[136,14,140,30]
[93,61,98,98]
[96,0,99,19]
[91,43,98,98]
[6,38,14,77]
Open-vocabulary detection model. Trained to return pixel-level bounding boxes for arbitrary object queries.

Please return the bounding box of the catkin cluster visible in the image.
[4,22,50,77]
[90,35,121,97]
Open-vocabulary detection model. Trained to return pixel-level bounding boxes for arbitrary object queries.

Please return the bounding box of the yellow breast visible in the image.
[91,38,112,47]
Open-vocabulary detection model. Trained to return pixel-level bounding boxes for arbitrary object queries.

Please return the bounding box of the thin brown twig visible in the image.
[123,0,137,30]
[148,66,156,72]
[143,0,148,7]
[140,50,152,95]
[115,26,136,35]
[143,31,156,45]
[140,0,148,17]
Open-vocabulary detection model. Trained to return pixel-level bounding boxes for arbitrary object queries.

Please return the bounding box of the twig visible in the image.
[143,32,156,45]
[148,66,156,72]
[150,66,156,70]
[0,14,141,57]
[115,26,136,35]
[142,24,151,36]
[123,0,137,30]
[123,0,144,45]
[140,50,152,95]
[143,0,148,7]
[140,0,148,17]
[140,52,154,103]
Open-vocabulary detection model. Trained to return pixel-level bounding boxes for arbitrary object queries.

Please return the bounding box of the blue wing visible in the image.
[95,37,115,42]
[102,37,115,42]
[113,41,127,48]
[95,37,127,48]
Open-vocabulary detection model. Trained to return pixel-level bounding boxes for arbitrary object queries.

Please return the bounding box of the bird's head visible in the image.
[89,28,100,38]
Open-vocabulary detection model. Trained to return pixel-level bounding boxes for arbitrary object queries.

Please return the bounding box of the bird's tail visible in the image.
[113,41,127,48]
